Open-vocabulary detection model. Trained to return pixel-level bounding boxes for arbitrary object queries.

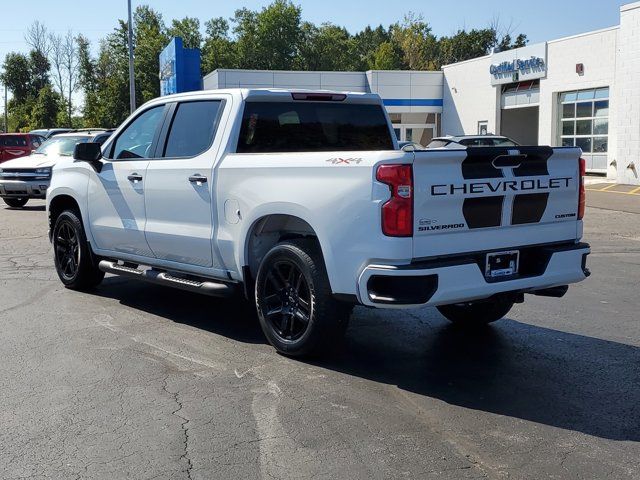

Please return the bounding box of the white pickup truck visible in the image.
[47,89,590,356]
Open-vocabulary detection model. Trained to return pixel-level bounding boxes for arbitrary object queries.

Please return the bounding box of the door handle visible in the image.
[188,174,207,184]
[127,173,143,183]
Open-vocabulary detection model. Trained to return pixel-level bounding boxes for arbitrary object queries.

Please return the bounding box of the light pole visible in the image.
[127,0,136,113]
[3,83,7,133]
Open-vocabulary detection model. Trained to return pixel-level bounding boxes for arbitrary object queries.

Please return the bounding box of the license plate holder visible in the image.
[485,250,519,279]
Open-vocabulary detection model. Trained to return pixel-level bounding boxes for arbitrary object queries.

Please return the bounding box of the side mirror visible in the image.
[74,142,103,172]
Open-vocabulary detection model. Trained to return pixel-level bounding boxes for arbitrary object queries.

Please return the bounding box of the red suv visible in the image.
[0,134,46,163]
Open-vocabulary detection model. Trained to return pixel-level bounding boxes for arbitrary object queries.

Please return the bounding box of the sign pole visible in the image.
[3,83,7,133]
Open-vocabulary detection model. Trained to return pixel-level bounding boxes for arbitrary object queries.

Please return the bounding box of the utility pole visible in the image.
[3,83,7,133]
[127,0,136,113]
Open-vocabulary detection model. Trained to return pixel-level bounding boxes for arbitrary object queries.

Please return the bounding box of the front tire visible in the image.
[3,197,28,208]
[52,210,104,290]
[437,296,514,326]
[255,239,351,357]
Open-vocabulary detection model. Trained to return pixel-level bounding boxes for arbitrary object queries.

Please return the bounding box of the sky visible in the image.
[0,0,629,108]
[0,0,628,61]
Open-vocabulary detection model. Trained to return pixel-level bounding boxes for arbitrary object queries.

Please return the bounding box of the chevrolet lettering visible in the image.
[431,177,572,196]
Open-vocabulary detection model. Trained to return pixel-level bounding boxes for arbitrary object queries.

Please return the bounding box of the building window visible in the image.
[559,87,609,155]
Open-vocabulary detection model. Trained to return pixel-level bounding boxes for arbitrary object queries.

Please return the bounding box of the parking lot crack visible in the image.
[162,376,193,480]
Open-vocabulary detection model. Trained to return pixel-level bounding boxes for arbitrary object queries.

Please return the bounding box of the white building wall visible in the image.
[614,2,640,185]
[540,27,618,177]
[441,56,499,136]
[368,71,443,114]
[203,69,368,92]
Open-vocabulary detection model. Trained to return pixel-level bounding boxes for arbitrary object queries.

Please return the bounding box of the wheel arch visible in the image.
[240,210,338,295]
[47,193,91,244]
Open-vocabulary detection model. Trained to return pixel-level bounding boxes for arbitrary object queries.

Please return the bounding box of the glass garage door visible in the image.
[559,87,609,173]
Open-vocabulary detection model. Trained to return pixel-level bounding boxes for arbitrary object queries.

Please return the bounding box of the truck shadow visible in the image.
[95,277,267,345]
[2,205,46,212]
[316,309,640,442]
[93,278,639,442]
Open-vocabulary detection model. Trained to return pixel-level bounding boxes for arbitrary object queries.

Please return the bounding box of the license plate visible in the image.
[485,250,519,278]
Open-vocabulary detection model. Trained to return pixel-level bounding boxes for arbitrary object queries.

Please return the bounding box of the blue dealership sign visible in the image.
[159,37,202,96]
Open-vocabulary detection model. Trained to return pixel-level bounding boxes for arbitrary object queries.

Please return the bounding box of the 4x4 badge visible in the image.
[326,158,363,165]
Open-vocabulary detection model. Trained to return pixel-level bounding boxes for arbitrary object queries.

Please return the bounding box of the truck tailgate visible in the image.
[412,146,581,259]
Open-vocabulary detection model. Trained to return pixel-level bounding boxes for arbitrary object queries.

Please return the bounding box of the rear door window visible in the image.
[237,102,394,153]
[426,139,451,148]
[0,135,28,147]
[163,100,223,158]
[492,138,518,146]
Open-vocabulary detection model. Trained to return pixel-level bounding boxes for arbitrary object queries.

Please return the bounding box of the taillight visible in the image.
[578,157,586,220]
[376,164,413,237]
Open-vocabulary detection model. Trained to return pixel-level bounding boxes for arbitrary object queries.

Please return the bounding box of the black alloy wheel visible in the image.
[54,220,81,281]
[255,239,352,357]
[261,259,312,341]
[52,209,104,290]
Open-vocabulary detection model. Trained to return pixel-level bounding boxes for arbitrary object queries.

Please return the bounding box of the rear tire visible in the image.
[3,197,28,208]
[52,209,105,290]
[437,296,514,326]
[255,239,352,357]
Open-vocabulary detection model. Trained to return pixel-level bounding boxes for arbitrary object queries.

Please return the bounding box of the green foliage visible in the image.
[371,42,403,70]
[352,25,391,70]
[201,17,236,74]
[1,48,62,130]
[1,53,32,102]
[167,17,202,49]
[391,13,438,70]
[233,1,303,70]
[296,23,354,71]
[134,6,169,105]
[30,85,61,129]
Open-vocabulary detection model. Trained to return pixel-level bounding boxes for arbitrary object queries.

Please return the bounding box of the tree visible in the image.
[77,23,130,127]
[30,85,60,129]
[0,53,32,102]
[49,30,79,125]
[133,5,169,105]
[296,23,354,71]
[233,1,302,70]
[352,25,391,70]
[391,13,438,70]
[167,17,202,49]
[201,17,237,74]
[371,41,403,70]
[1,48,59,130]
[24,21,50,58]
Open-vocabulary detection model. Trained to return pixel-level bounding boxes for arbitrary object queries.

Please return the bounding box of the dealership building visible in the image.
[163,1,640,184]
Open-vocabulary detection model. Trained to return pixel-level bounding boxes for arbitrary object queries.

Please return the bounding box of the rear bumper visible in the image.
[357,242,590,308]
[0,180,49,199]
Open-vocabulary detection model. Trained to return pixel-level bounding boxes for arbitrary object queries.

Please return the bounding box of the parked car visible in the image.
[427,135,519,148]
[0,130,112,208]
[48,89,589,357]
[0,133,46,164]
[29,128,73,139]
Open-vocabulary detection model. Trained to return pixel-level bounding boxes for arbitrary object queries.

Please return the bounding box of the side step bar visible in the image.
[98,260,236,298]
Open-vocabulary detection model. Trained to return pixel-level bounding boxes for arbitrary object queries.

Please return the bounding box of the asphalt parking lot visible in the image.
[0,195,638,480]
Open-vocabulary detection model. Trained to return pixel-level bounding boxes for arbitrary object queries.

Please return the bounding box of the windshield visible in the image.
[35,135,91,156]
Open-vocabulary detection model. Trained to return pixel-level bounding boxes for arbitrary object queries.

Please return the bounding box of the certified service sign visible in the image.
[489,42,547,85]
